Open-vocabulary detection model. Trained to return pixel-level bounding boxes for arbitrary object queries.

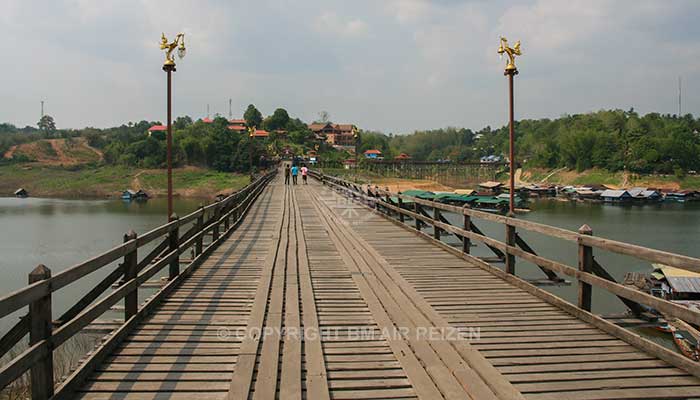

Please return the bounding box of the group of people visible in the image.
[284,163,308,185]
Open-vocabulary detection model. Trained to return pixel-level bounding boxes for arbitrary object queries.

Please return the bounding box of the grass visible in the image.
[0,164,249,198]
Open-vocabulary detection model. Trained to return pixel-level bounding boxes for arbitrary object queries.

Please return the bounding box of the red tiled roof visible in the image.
[395,153,411,159]
[202,117,213,123]
[252,129,269,137]
[228,125,247,131]
[148,125,167,131]
[229,119,245,124]
[364,149,382,155]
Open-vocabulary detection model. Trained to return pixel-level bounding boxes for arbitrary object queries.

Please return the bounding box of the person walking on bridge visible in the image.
[291,164,299,185]
[301,164,308,185]
[284,164,290,185]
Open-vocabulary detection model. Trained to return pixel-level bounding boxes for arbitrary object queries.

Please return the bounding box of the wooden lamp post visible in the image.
[497,37,522,216]
[160,32,186,221]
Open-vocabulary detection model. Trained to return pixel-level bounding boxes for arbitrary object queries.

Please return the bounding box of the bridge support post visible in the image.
[398,196,404,223]
[28,264,53,400]
[123,230,138,320]
[578,224,593,311]
[462,212,471,254]
[169,213,179,280]
[505,224,516,274]
[195,205,204,256]
[433,207,441,241]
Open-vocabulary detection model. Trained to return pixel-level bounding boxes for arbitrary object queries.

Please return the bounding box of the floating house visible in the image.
[121,189,149,201]
[14,188,28,198]
[600,189,632,203]
[665,190,700,203]
[650,264,700,301]
[478,181,503,195]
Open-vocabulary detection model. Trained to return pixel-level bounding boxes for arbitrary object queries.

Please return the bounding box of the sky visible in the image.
[1,0,700,134]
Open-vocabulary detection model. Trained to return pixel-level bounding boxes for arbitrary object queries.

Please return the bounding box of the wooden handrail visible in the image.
[312,170,700,326]
[0,170,277,397]
[316,170,700,273]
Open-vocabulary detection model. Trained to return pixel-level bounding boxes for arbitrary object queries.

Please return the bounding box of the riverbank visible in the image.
[521,167,700,190]
[0,164,250,199]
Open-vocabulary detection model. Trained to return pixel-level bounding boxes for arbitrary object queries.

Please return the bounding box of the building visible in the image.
[227,119,247,133]
[478,181,503,194]
[202,117,213,124]
[121,189,149,201]
[251,129,269,138]
[147,125,167,138]
[308,123,357,146]
[364,149,382,159]
[14,188,28,198]
[600,190,632,203]
[395,153,411,160]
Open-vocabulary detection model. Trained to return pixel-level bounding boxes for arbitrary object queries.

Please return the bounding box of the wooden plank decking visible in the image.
[71,175,700,399]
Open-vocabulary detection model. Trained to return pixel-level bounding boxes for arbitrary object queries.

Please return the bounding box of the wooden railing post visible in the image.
[462,212,471,254]
[414,202,420,230]
[169,213,179,280]
[433,206,441,240]
[223,201,230,231]
[123,230,138,320]
[28,264,53,400]
[578,224,593,311]
[195,205,204,256]
[505,223,516,274]
[398,195,404,223]
[385,192,392,217]
[212,203,221,242]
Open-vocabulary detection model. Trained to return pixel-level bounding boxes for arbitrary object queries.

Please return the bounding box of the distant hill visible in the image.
[3,138,102,165]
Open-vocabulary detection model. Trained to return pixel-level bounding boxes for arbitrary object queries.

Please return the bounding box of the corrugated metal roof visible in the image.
[653,264,700,294]
[600,189,630,198]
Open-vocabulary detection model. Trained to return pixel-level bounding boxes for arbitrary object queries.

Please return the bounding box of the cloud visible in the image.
[1,0,699,133]
[313,12,369,38]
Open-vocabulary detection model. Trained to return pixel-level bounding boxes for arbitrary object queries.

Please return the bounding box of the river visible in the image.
[1,196,699,349]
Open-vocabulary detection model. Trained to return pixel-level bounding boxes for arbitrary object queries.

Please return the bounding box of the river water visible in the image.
[1,196,699,349]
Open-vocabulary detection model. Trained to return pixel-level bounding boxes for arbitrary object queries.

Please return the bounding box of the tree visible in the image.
[244,104,263,128]
[263,108,290,131]
[173,115,193,130]
[316,111,330,123]
[38,115,57,137]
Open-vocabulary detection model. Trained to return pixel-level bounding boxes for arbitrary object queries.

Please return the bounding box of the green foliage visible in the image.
[244,104,263,128]
[37,115,57,136]
[263,108,290,131]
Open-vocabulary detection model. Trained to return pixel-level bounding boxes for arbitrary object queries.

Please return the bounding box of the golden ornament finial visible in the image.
[497,37,522,74]
[248,126,256,137]
[160,32,186,67]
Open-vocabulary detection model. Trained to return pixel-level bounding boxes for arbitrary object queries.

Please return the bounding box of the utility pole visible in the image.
[229,99,232,119]
[207,103,210,119]
[40,100,44,118]
[679,76,682,116]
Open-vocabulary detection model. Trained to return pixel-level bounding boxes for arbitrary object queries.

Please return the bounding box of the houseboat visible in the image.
[628,188,663,203]
[14,188,28,198]
[600,189,632,203]
[664,190,700,203]
[121,189,149,201]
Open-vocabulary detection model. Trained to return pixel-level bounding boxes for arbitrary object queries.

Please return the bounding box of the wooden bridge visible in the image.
[3,168,700,399]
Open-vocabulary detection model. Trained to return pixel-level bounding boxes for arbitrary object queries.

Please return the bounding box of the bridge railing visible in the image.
[0,170,276,399]
[311,170,700,376]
